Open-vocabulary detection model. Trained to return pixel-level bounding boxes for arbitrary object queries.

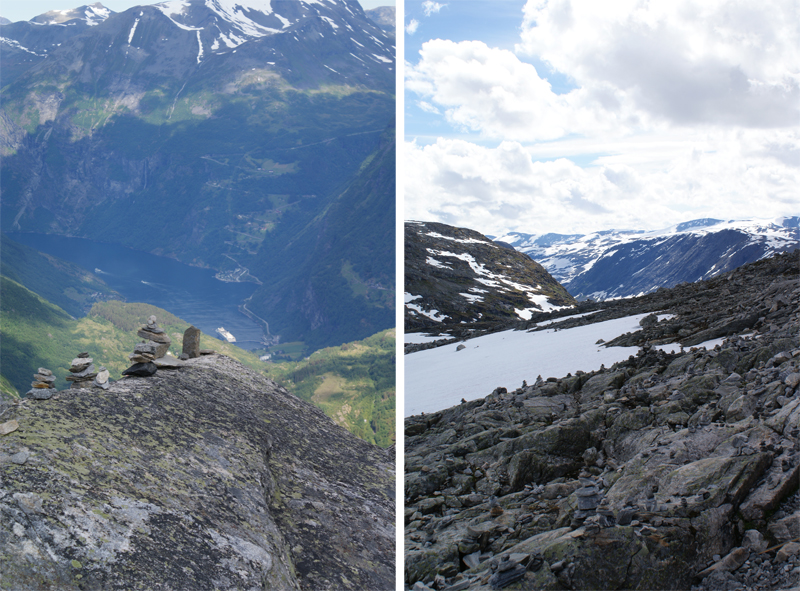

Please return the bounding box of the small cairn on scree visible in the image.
[65,353,99,389]
[122,315,170,377]
[27,368,56,400]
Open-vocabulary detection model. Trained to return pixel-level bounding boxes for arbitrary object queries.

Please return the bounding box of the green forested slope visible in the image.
[1,233,121,317]
[247,124,396,351]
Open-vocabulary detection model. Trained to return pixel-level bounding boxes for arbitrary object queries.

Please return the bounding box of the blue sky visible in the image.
[1,0,393,23]
[403,0,800,237]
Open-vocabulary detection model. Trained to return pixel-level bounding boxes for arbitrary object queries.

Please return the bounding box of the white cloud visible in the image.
[406,39,630,141]
[404,0,800,237]
[417,100,441,114]
[517,0,800,127]
[405,134,800,236]
[405,18,419,35]
[422,1,447,17]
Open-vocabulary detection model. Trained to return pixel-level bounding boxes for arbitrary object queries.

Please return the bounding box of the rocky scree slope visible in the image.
[0,354,394,590]
[404,250,799,591]
[405,222,576,336]
[498,216,799,301]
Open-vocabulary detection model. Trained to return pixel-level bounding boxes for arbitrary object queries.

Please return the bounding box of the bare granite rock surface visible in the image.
[0,354,394,590]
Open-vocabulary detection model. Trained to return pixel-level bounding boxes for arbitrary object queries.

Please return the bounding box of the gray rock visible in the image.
[27,388,54,400]
[153,357,185,369]
[10,451,29,464]
[69,357,93,371]
[65,365,97,380]
[36,368,53,376]
[742,529,768,553]
[138,329,171,344]
[122,362,158,377]
[183,326,202,358]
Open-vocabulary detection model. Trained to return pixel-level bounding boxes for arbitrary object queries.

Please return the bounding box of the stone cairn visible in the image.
[27,367,56,400]
[138,315,171,357]
[65,353,99,389]
[122,315,171,377]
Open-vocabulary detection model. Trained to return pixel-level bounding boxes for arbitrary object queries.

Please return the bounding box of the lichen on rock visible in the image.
[0,354,394,590]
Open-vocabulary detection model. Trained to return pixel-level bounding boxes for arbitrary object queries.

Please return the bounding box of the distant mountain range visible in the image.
[496,216,800,300]
[0,0,395,351]
[405,221,576,335]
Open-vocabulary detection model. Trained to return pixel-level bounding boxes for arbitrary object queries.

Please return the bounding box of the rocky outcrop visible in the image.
[404,250,799,590]
[405,221,576,336]
[0,354,394,590]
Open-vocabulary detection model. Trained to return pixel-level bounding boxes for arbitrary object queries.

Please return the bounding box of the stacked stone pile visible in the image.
[27,368,56,400]
[122,315,186,377]
[138,315,171,358]
[404,250,799,591]
[65,353,98,389]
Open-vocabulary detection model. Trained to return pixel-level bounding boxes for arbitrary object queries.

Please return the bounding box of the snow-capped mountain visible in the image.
[496,216,800,301]
[0,0,393,89]
[405,221,576,335]
[0,1,395,351]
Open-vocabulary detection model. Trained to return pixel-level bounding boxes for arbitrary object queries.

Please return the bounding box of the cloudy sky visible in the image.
[404,0,800,237]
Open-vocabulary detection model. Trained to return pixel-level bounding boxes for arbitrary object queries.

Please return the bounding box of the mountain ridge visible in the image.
[0,0,396,351]
[405,221,576,336]
[496,216,799,300]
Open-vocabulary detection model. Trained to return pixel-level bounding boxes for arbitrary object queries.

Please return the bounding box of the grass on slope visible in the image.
[1,282,395,446]
[1,233,121,317]
[263,329,396,447]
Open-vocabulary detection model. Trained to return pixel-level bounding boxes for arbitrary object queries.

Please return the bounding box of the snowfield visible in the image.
[405,313,651,416]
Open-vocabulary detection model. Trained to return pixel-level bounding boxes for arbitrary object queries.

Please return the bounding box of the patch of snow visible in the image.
[460,293,483,304]
[0,37,44,56]
[196,30,203,62]
[533,310,603,327]
[85,4,111,25]
[425,256,450,269]
[371,53,392,63]
[406,302,448,323]
[218,31,244,47]
[404,293,422,303]
[425,231,492,246]
[128,18,140,44]
[405,313,654,416]
[320,16,339,29]
[654,336,725,354]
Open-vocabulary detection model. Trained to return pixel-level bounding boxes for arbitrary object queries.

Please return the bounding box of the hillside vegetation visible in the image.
[0,281,394,446]
[264,328,396,447]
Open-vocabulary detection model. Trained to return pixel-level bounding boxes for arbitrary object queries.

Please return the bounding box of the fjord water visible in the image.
[8,233,267,350]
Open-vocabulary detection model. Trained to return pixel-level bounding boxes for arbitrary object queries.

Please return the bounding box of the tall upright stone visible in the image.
[183,326,201,359]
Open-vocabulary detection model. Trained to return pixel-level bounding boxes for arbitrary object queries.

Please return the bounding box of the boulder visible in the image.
[183,326,202,358]
[122,362,158,377]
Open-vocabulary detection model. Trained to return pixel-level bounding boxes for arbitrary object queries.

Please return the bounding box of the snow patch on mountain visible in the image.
[497,216,800,300]
[0,37,44,56]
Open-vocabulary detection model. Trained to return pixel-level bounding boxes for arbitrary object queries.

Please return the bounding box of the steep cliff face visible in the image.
[0,354,394,590]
